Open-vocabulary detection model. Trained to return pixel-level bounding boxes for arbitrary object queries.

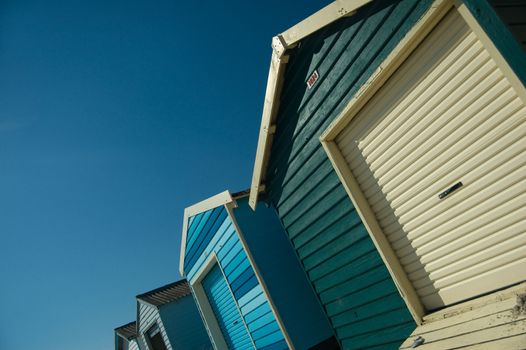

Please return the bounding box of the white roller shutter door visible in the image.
[335,9,526,310]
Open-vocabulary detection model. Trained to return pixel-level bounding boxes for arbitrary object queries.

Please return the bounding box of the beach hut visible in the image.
[115,321,141,350]
[136,279,211,350]
[179,190,336,350]
[249,0,526,348]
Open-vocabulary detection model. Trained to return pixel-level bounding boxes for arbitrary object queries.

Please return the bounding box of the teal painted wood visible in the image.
[264,0,439,348]
[115,336,141,350]
[115,335,122,350]
[129,340,140,350]
[183,206,287,349]
[203,264,254,350]
[234,197,335,350]
[185,207,228,270]
[470,0,525,83]
[137,302,173,350]
[264,0,526,348]
[158,296,212,350]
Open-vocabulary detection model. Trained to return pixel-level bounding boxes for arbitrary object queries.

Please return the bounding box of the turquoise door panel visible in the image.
[202,264,254,350]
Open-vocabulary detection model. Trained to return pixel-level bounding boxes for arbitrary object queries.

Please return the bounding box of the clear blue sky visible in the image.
[0,0,329,349]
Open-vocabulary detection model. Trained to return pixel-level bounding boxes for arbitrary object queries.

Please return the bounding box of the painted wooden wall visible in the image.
[489,0,526,50]
[115,336,140,350]
[129,339,141,350]
[184,206,288,349]
[137,301,173,350]
[468,0,526,82]
[137,297,209,349]
[263,0,524,348]
[264,1,433,348]
[158,296,212,350]
[233,197,336,350]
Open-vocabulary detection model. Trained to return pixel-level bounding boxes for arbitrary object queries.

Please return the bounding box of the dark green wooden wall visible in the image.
[264,0,525,349]
[265,1,433,348]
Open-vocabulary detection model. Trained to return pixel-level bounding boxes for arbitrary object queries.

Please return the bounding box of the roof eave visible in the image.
[114,321,138,341]
[248,0,373,210]
[136,297,160,309]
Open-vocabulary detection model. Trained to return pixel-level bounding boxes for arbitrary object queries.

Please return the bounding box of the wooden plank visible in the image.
[297,209,360,257]
[401,318,526,349]
[302,221,368,271]
[331,292,407,328]
[341,321,416,350]
[280,0,373,46]
[308,237,374,282]
[401,307,526,349]
[459,334,526,350]
[291,189,353,247]
[409,297,516,335]
[312,245,382,293]
[319,264,389,305]
[248,39,288,210]
[337,307,414,339]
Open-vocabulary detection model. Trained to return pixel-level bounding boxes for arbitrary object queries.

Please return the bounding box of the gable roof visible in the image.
[248,0,526,210]
[136,279,191,307]
[178,190,234,276]
[178,189,251,276]
[248,0,373,209]
[115,321,138,340]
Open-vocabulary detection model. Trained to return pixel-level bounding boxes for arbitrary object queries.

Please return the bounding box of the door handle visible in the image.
[438,182,463,199]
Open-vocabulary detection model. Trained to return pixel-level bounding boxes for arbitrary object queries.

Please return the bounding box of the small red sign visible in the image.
[307,70,319,89]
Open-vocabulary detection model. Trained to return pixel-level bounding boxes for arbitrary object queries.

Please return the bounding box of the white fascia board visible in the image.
[280,0,373,47]
[248,38,288,210]
[179,190,234,276]
[248,0,373,210]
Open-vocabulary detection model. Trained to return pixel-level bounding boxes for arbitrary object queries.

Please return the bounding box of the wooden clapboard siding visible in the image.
[129,340,140,350]
[185,207,229,272]
[184,207,287,350]
[138,302,173,350]
[203,264,254,349]
[265,0,437,347]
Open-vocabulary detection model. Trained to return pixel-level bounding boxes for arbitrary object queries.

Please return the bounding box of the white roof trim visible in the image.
[179,190,234,276]
[280,0,373,47]
[248,0,373,210]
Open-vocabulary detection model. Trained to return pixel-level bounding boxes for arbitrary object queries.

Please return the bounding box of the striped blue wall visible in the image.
[115,336,141,350]
[184,206,288,350]
[137,301,173,350]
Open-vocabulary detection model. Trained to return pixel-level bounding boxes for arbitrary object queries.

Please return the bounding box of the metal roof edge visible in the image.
[248,0,373,210]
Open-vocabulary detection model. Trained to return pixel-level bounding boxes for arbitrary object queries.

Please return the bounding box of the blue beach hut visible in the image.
[136,279,211,350]
[115,321,141,350]
[179,190,335,350]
